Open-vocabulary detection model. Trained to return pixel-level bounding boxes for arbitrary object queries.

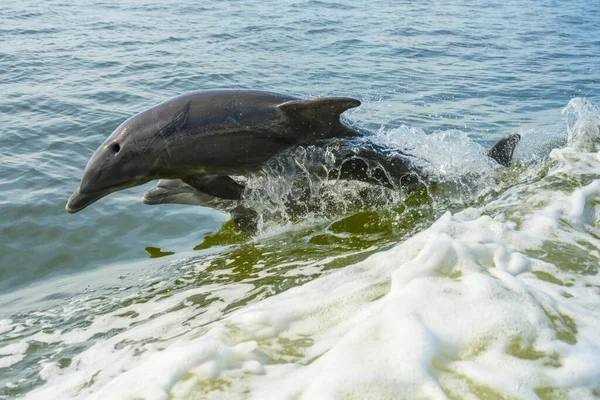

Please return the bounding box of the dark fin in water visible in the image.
[183,175,244,200]
[487,134,521,167]
[277,97,361,138]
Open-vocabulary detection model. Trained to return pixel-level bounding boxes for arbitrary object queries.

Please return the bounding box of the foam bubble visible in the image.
[0,319,13,335]
[0,342,29,369]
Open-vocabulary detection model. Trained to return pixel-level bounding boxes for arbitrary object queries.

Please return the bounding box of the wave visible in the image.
[2,98,600,399]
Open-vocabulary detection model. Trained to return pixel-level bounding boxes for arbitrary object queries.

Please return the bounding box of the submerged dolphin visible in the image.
[142,134,521,209]
[142,177,258,230]
[142,177,242,208]
[66,90,361,213]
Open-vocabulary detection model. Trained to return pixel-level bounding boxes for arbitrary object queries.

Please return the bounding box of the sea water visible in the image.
[1,0,599,398]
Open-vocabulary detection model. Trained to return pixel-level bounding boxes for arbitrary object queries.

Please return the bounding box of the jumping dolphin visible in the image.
[66,90,362,213]
[142,133,521,208]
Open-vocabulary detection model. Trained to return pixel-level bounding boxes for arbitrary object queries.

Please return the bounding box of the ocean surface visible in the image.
[1,0,600,398]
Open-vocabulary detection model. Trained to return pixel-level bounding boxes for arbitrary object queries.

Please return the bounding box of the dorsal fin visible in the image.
[487,133,521,167]
[277,97,361,139]
[277,97,360,122]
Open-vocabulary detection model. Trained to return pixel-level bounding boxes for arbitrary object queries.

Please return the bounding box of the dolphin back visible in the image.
[150,91,363,175]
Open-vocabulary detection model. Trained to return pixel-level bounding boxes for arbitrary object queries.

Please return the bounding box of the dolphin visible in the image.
[66,90,362,213]
[327,133,522,188]
[141,177,258,230]
[142,133,521,208]
[142,176,242,208]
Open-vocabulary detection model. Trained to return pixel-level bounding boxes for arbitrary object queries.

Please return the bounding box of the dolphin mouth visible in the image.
[65,187,112,214]
[141,188,168,205]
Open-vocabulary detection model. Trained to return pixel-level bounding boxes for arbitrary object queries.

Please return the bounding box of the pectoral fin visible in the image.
[183,175,245,200]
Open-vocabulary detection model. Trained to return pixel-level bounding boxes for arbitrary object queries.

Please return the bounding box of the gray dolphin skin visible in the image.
[142,177,240,209]
[66,90,361,213]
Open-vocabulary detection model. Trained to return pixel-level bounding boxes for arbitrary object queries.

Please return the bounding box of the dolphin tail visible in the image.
[487,134,521,167]
[277,97,362,138]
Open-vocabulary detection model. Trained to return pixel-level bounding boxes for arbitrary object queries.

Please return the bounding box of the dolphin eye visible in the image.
[111,143,121,154]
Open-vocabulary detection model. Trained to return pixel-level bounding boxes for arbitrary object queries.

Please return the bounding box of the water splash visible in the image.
[563,98,600,152]
[240,126,518,232]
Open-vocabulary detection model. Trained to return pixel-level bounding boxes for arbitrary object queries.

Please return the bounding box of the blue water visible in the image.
[1,0,599,397]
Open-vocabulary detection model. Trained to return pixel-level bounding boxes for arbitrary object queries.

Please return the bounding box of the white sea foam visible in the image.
[0,319,13,335]
[0,342,28,369]
[19,99,600,399]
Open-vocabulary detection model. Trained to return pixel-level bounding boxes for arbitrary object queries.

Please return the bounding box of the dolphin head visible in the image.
[66,98,195,213]
[66,116,158,214]
[142,179,215,206]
